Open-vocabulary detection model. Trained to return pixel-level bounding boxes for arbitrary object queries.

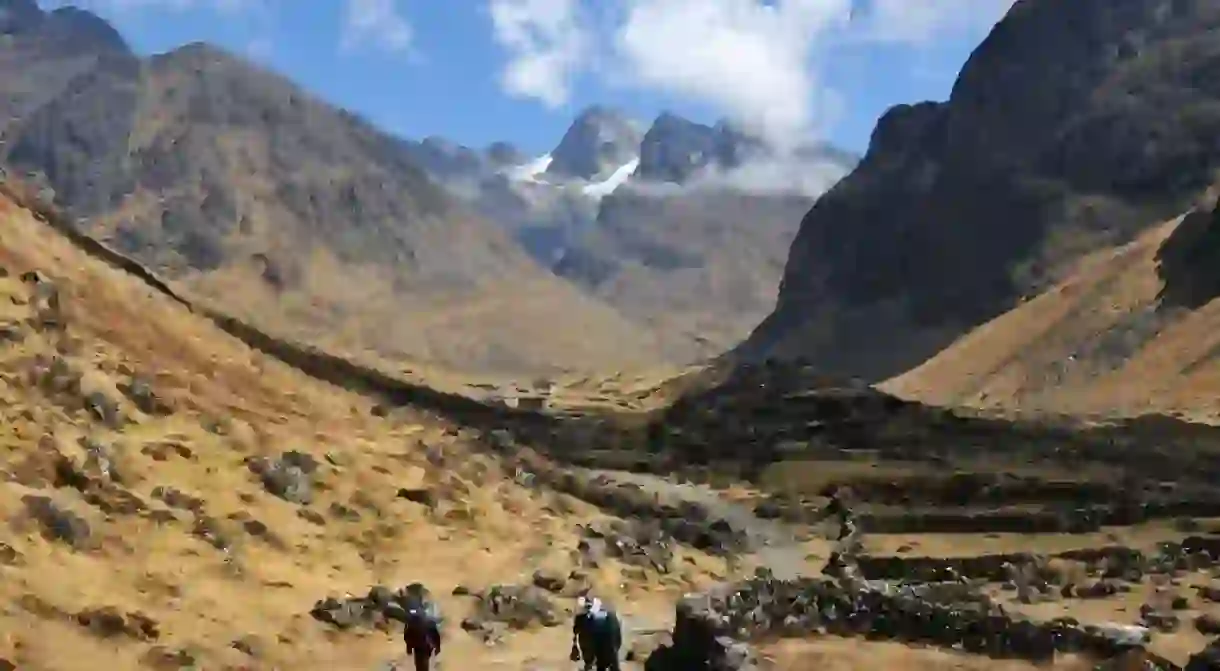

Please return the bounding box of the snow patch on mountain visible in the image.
[505,153,554,183]
[582,158,640,199]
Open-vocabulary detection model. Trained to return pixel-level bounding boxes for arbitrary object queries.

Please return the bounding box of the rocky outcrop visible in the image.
[856,537,1220,583]
[310,584,440,631]
[645,574,1186,671]
[744,0,1220,381]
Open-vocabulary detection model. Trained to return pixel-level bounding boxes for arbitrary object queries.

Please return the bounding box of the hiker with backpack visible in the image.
[815,486,862,566]
[399,583,442,671]
[570,595,622,671]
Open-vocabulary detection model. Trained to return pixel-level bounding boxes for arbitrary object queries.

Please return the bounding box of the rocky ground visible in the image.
[5,185,1220,670]
[0,193,751,670]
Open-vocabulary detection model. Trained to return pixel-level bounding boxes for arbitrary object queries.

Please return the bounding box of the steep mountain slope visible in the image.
[885,192,1220,421]
[0,185,732,669]
[556,189,816,363]
[743,0,1220,381]
[0,3,659,375]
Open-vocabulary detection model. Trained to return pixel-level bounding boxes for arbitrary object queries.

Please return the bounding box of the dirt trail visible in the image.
[583,469,816,580]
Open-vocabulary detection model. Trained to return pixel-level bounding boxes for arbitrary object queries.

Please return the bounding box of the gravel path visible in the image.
[581,468,814,580]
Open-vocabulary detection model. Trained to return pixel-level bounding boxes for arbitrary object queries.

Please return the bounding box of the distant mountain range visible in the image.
[0,0,857,374]
[403,105,856,267]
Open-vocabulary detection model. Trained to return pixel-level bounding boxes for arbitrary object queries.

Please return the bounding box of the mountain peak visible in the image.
[40,6,128,53]
[0,0,42,35]
[635,112,724,184]
[1,1,128,54]
[544,106,642,181]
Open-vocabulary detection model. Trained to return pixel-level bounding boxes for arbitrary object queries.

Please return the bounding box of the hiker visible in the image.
[400,584,442,671]
[571,596,622,671]
[815,486,861,563]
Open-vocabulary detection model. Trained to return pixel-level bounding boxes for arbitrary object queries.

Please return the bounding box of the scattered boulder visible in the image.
[248,452,314,504]
[396,487,435,507]
[471,584,562,630]
[75,606,160,641]
[1197,583,1220,603]
[327,502,361,521]
[531,568,568,593]
[230,634,265,658]
[1196,613,1220,635]
[191,515,235,551]
[0,321,23,344]
[297,508,326,526]
[141,646,199,671]
[83,390,121,428]
[311,583,439,631]
[0,542,21,566]
[21,495,93,550]
[581,519,674,573]
[118,377,174,416]
[151,486,205,514]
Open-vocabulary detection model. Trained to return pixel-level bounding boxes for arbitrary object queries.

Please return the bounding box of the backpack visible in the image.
[402,593,441,628]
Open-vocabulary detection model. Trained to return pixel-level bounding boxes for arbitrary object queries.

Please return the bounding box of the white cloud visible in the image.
[613,0,852,145]
[623,152,852,199]
[487,0,1017,146]
[340,0,413,53]
[691,153,852,197]
[488,0,588,108]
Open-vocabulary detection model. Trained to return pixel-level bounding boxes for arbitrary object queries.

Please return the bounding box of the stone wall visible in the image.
[645,575,1189,671]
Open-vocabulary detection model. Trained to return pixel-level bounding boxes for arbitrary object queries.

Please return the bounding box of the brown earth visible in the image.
[7,182,1220,669]
[884,195,1220,420]
[0,191,731,670]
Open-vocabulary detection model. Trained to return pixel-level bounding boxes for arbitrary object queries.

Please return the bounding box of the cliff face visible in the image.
[743,0,1220,381]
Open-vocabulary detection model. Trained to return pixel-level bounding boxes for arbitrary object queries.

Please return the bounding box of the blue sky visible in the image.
[43,0,1016,156]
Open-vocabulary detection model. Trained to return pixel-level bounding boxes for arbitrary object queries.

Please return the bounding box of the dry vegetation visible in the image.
[0,195,722,670]
[884,208,1220,420]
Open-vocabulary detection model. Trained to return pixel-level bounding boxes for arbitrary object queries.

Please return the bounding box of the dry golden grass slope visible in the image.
[0,194,724,670]
[884,204,1220,421]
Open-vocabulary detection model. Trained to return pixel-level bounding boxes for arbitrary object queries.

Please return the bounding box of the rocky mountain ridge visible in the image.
[742,0,1220,384]
[401,105,857,364]
[0,0,854,374]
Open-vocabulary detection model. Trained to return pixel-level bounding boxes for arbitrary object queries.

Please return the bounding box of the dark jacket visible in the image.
[403,600,442,656]
[575,610,622,653]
